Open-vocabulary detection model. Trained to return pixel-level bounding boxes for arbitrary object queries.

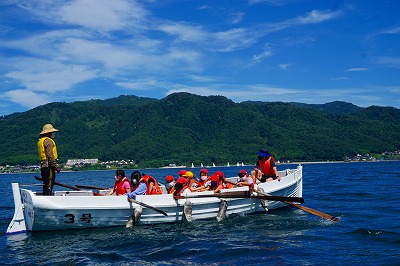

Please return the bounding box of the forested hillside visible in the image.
[1,93,399,167]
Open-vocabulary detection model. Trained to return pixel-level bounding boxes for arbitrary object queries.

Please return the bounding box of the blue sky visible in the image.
[0,0,399,116]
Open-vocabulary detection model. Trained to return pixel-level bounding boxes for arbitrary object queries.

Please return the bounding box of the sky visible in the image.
[0,0,399,116]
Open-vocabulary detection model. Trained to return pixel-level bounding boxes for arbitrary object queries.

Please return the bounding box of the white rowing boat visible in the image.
[7,165,303,234]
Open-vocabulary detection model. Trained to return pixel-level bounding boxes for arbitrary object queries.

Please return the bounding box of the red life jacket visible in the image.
[258,157,275,175]
[114,177,131,195]
[142,175,162,195]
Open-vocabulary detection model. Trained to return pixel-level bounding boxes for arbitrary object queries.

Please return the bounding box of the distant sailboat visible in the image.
[241,162,244,166]
[236,162,240,166]
[191,163,194,168]
[212,163,216,167]
[227,162,230,167]
[201,163,204,168]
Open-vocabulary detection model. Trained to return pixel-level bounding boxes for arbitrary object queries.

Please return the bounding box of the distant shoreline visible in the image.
[2,159,399,175]
[279,160,400,165]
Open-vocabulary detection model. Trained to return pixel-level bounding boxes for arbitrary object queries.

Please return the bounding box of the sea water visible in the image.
[0,162,399,265]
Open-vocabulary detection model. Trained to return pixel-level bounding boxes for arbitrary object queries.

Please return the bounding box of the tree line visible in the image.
[0,92,399,168]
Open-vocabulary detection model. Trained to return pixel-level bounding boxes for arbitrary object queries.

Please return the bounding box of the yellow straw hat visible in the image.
[40,124,59,135]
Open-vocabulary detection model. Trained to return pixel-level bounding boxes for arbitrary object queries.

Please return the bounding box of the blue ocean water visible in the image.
[0,162,399,265]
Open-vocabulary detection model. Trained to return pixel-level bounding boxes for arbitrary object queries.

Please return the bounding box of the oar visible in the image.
[35,176,104,196]
[127,197,168,216]
[249,187,340,222]
[76,184,168,216]
[174,190,304,203]
[35,176,82,191]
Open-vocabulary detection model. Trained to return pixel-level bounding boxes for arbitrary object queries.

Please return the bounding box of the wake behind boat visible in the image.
[7,165,303,234]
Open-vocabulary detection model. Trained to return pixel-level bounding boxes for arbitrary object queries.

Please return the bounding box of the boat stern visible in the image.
[6,183,27,234]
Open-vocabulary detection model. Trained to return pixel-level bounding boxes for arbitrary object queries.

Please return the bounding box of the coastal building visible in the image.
[65,159,99,168]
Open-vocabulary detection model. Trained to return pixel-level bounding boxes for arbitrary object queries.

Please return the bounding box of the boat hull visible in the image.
[7,165,302,233]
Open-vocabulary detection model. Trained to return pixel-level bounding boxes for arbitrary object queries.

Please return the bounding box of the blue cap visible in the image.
[258,149,270,157]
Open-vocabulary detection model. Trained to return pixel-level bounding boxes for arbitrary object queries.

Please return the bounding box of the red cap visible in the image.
[210,173,219,182]
[165,175,174,182]
[239,170,247,175]
[178,170,187,176]
[200,168,208,175]
[210,171,224,182]
[215,171,224,177]
[177,177,187,184]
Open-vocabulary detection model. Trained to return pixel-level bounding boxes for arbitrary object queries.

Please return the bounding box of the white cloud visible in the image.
[214,28,257,51]
[3,89,51,109]
[0,29,90,57]
[4,60,98,92]
[187,74,216,83]
[331,77,350,80]
[346,68,368,72]
[159,23,207,42]
[19,0,147,33]
[379,26,400,35]
[247,45,273,66]
[251,49,273,65]
[279,63,292,70]
[294,10,341,24]
[60,0,146,32]
[59,38,144,70]
[375,57,400,68]
[229,12,245,24]
[159,22,257,52]
[255,9,342,36]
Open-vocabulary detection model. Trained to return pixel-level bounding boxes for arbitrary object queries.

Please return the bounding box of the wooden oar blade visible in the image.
[250,187,339,222]
[292,204,340,222]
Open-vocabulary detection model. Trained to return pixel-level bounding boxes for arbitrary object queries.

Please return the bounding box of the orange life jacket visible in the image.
[114,177,131,195]
[176,185,191,195]
[186,178,197,189]
[142,175,162,195]
[197,176,210,187]
[258,157,275,175]
[215,179,234,191]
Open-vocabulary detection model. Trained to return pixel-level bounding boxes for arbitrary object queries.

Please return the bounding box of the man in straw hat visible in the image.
[38,124,61,195]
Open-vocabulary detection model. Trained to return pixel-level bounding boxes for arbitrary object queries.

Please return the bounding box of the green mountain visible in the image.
[1,93,399,167]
